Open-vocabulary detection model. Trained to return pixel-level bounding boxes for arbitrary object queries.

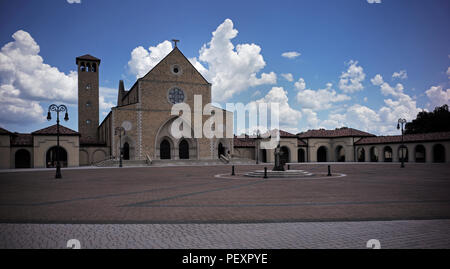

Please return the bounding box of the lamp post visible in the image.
[47,104,69,179]
[255,129,261,164]
[397,118,407,168]
[115,127,125,167]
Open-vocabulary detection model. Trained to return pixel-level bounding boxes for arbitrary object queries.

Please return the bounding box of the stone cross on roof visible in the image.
[172,39,180,48]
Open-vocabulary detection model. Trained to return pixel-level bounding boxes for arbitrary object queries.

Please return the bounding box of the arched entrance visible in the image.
[123,142,130,160]
[262,149,267,163]
[317,146,327,162]
[46,146,68,168]
[383,146,393,162]
[179,139,189,159]
[370,147,379,162]
[218,142,225,158]
[357,148,365,162]
[280,146,290,164]
[398,145,408,163]
[415,145,426,163]
[433,144,445,163]
[160,139,171,159]
[15,149,31,168]
[335,146,345,162]
[298,148,305,163]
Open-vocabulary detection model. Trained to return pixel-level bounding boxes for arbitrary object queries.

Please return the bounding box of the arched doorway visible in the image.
[298,148,305,163]
[280,146,290,164]
[15,149,31,168]
[317,146,327,162]
[160,139,171,159]
[123,142,130,160]
[262,149,267,163]
[433,144,445,163]
[179,139,189,159]
[383,146,393,162]
[335,146,345,162]
[357,148,365,162]
[415,145,426,163]
[46,146,68,168]
[370,147,379,162]
[218,142,225,158]
[398,145,408,163]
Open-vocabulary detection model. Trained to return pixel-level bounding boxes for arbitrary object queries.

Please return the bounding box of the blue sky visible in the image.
[0,0,449,135]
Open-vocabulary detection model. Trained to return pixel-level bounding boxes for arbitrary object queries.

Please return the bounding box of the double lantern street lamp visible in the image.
[115,127,125,168]
[47,104,69,179]
[397,118,407,168]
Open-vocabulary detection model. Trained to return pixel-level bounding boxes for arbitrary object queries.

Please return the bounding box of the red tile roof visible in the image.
[298,139,307,146]
[355,131,450,145]
[233,136,256,147]
[32,124,80,136]
[0,127,11,135]
[76,54,101,63]
[10,134,33,146]
[297,127,375,138]
[279,130,297,138]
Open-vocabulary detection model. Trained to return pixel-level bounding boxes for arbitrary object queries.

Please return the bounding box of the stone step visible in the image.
[95,158,256,167]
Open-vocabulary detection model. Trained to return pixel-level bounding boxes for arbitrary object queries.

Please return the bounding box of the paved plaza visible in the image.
[0,163,449,248]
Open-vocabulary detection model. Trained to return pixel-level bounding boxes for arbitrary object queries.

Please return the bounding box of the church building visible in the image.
[0,45,449,169]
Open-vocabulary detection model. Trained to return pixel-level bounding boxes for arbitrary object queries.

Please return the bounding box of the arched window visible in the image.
[218,142,225,158]
[86,62,92,72]
[280,146,290,164]
[262,149,267,163]
[398,145,408,163]
[370,147,379,162]
[335,146,345,162]
[415,145,426,163]
[433,144,445,163]
[317,146,327,162]
[46,146,68,168]
[298,148,305,163]
[357,148,365,162]
[160,139,171,159]
[179,139,189,159]
[80,62,86,72]
[383,146,393,162]
[123,142,130,160]
[92,63,97,72]
[15,149,31,168]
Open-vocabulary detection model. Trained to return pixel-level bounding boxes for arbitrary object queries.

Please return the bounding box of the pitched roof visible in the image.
[297,127,375,138]
[0,126,11,135]
[141,47,210,84]
[76,54,101,64]
[355,131,450,145]
[279,130,297,138]
[10,133,33,146]
[233,136,256,147]
[32,124,80,136]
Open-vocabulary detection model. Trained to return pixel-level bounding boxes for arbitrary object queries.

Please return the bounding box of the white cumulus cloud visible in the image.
[294,78,306,90]
[0,30,78,125]
[392,70,407,80]
[338,60,366,93]
[425,86,450,108]
[127,40,173,79]
[367,0,381,3]
[296,82,350,110]
[281,51,301,59]
[67,0,81,3]
[281,73,294,82]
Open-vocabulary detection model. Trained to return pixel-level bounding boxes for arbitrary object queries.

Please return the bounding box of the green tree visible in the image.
[404,104,450,134]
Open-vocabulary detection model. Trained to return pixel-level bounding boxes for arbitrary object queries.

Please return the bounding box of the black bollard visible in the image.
[264,167,268,178]
[231,165,235,176]
[287,164,290,170]
[327,165,331,176]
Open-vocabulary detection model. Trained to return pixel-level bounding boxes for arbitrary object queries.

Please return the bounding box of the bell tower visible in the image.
[76,54,100,141]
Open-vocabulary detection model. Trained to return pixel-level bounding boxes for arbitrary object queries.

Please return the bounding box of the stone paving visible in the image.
[1,219,449,249]
[0,163,449,248]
